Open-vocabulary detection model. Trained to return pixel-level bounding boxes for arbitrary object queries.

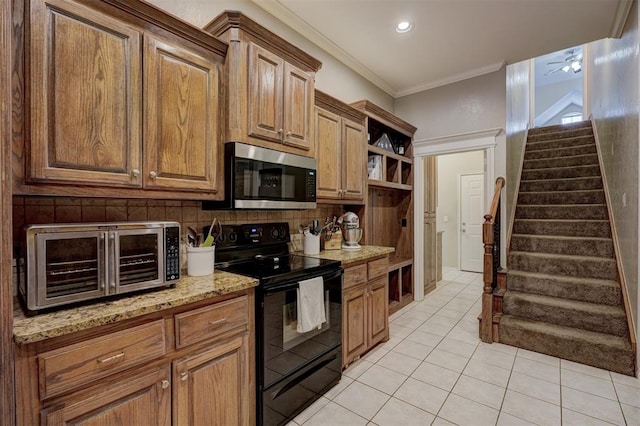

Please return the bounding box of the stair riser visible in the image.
[513,221,611,237]
[526,136,594,151]
[506,273,622,306]
[503,295,628,337]
[518,191,605,205]
[515,205,608,220]
[499,321,634,376]
[519,178,603,192]
[524,144,596,160]
[523,154,599,170]
[528,122,591,135]
[510,236,614,258]
[521,165,600,180]
[528,128,593,142]
[508,253,618,280]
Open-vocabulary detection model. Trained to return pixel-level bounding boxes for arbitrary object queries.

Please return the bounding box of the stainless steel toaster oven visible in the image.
[20,221,180,313]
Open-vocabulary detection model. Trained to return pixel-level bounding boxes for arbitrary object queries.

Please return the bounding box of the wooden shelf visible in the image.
[367,179,412,191]
[367,145,412,163]
[388,256,412,271]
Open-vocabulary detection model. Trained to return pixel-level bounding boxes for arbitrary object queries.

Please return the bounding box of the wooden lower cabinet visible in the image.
[173,333,250,425]
[342,256,389,367]
[14,290,254,426]
[41,366,171,426]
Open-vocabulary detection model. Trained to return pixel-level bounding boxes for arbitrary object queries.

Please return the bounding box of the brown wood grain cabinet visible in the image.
[12,0,227,199]
[315,91,366,202]
[204,11,321,158]
[14,290,254,426]
[342,256,389,367]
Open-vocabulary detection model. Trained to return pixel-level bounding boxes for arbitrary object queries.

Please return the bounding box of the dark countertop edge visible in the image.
[13,270,259,345]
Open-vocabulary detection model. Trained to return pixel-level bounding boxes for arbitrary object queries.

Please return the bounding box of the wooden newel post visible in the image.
[480,214,494,343]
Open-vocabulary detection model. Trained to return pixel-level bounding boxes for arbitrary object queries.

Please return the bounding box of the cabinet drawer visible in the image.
[343,264,367,289]
[38,320,166,399]
[175,295,249,349]
[368,257,389,280]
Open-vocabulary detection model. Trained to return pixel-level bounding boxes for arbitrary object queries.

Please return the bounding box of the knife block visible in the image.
[323,232,342,250]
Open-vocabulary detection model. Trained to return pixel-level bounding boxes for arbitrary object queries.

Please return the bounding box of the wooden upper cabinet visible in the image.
[204,11,321,158]
[143,35,220,193]
[14,0,228,199]
[29,0,142,187]
[314,90,366,202]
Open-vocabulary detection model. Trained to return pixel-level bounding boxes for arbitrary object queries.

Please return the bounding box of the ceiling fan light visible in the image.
[562,65,571,73]
[571,60,582,72]
[396,21,413,33]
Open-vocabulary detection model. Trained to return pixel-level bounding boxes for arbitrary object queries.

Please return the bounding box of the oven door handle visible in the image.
[269,352,338,400]
[262,268,343,294]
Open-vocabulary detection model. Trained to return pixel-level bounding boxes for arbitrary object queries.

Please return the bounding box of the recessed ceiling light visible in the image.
[396,21,413,33]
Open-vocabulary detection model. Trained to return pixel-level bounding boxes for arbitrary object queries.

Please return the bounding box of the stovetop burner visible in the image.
[211,222,341,286]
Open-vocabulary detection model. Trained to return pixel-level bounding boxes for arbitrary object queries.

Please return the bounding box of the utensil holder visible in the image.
[303,234,320,255]
[186,245,215,276]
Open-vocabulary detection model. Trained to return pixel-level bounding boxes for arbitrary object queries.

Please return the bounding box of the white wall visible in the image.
[146,0,393,109]
[588,1,639,346]
[436,151,484,267]
[535,77,583,118]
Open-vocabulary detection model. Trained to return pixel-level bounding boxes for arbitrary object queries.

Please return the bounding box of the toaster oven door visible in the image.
[109,228,164,294]
[34,231,108,308]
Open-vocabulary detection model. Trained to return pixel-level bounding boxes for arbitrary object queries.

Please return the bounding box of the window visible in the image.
[561,112,583,124]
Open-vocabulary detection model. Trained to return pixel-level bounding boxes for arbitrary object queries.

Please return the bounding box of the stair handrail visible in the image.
[480,176,505,343]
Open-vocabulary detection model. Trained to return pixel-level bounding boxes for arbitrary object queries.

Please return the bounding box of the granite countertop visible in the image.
[300,245,395,265]
[13,270,258,345]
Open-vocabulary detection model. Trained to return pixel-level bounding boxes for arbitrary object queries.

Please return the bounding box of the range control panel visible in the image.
[204,222,290,249]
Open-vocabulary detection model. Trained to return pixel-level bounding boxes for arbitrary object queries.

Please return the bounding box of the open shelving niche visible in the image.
[350,100,417,315]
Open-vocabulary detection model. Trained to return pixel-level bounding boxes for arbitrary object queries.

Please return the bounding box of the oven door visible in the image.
[110,227,164,294]
[259,267,342,425]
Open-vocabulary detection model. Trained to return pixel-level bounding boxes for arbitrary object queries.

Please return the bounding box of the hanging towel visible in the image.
[296,276,326,333]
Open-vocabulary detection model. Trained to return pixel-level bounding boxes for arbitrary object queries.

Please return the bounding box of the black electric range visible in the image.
[210,222,343,426]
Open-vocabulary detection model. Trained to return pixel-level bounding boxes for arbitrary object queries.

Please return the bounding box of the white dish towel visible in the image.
[296,276,326,333]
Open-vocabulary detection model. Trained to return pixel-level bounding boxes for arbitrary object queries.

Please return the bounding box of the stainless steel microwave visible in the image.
[203,142,317,210]
[20,221,180,313]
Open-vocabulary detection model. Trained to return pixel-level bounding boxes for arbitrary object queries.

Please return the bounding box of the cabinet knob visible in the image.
[161,380,170,389]
[131,169,140,177]
[286,131,292,136]
[149,171,157,179]
[180,372,188,381]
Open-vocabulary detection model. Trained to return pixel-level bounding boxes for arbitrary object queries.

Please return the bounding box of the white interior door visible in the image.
[460,174,484,272]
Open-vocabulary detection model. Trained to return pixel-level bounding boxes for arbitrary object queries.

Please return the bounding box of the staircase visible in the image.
[500,121,635,376]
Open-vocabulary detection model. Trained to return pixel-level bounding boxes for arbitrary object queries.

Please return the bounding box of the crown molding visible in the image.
[609,0,634,38]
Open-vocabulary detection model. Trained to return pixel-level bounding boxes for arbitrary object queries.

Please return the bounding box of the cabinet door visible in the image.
[341,118,365,200]
[173,334,250,426]
[144,35,220,193]
[42,367,170,426]
[315,107,341,199]
[248,43,284,143]
[342,284,368,366]
[29,0,142,187]
[283,62,314,152]
[368,277,389,346]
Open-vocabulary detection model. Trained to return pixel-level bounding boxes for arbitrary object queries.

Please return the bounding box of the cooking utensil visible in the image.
[202,218,216,247]
[187,226,197,247]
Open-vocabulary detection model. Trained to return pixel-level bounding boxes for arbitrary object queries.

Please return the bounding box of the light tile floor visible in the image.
[288,267,640,426]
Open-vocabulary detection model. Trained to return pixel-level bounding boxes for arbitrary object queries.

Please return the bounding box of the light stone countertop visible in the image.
[298,245,395,265]
[13,270,258,345]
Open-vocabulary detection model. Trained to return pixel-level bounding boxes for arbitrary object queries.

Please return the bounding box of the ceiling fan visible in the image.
[545,49,583,75]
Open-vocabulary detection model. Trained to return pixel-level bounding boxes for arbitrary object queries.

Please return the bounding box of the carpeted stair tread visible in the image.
[521,165,601,180]
[519,176,603,192]
[499,316,634,375]
[508,251,618,280]
[527,128,593,143]
[524,144,597,160]
[518,190,605,205]
[528,121,592,134]
[503,291,628,337]
[506,270,622,306]
[523,154,599,170]
[526,135,596,151]
[514,204,608,220]
[513,219,611,237]
[510,234,614,257]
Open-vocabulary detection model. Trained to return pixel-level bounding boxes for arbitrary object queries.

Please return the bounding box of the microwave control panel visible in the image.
[165,226,181,281]
[306,170,316,200]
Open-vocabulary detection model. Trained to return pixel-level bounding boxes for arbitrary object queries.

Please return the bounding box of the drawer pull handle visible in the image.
[207,318,227,330]
[97,352,125,364]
